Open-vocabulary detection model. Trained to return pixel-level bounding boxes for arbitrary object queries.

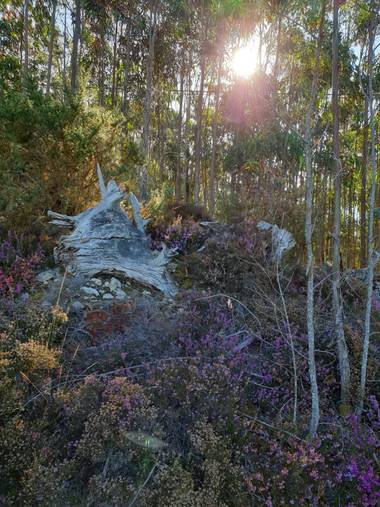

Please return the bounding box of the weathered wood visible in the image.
[257,221,295,263]
[129,192,150,235]
[48,166,177,297]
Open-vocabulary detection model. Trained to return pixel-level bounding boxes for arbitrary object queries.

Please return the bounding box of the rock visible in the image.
[114,288,127,300]
[109,277,122,293]
[103,293,114,300]
[36,270,55,284]
[70,301,85,314]
[80,286,99,297]
[90,277,103,287]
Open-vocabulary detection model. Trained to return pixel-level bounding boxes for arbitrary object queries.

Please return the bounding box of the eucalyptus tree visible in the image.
[193,0,208,205]
[140,0,159,198]
[82,0,114,106]
[304,0,326,437]
[357,0,380,417]
[22,0,30,79]
[71,0,81,93]
[332,0,351,411]
[46,0,57,95]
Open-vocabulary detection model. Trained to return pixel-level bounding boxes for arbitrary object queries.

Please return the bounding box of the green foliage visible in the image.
[0,82,123,231]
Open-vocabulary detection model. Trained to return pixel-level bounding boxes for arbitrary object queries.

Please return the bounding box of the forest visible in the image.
[1,0,380,505]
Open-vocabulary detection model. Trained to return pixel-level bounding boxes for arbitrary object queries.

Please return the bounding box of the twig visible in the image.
[128,463,157,507]
[239,411,306,442]
[275,261,298,427]
[195,293,261,326]
[56,267,68,307]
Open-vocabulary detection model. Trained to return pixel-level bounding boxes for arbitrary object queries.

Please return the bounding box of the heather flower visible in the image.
[371,295,380,312]
[0,232,44,302]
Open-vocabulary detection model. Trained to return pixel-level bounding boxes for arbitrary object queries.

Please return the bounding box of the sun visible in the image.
[231,44,258,78]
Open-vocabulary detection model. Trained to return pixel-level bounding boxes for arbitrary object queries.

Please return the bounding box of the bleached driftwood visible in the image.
[48,165,177,297]
[257,221,296,263]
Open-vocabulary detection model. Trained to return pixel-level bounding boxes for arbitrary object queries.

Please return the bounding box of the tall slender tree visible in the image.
[304,0,326,437]
[22,0,30,79]
[122,21,132,114]
[111,19,119,107]
[331,0,351,410]
[360,95,369,267]
[356,1,379,417]
[46,0,57,95]
[209,52,222,216]
[71,0,81,93]
[194,1,207,205]
[175,49,186,202]
[141,1,158,199]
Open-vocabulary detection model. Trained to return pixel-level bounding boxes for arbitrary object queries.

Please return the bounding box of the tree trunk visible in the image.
[273,10,282,81]
[122,22,132,114]
[98,20,106,106]
[157,98,164,182]
[194,36,206,205]
[184,62,192,204]
[356,5,379,417]
[348,173,354,267]
[49,166,177,297]
[209,54,222,217]
[304,0,326,437]
[63,5,67,84]
[258,22,263,70]
[140,5,158,200]
[111,20,119,108]
[46,0,57,95]
[175,51,185,202]
[332,0,351,411]
[319,170,328,263]
[360,95,369,267]
[71,0,81,93]
[23,0,30,79]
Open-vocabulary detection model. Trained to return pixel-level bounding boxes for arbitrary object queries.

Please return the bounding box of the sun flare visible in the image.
[231,45,257,78]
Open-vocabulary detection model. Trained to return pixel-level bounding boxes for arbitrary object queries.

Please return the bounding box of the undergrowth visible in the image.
[0,226,379,506]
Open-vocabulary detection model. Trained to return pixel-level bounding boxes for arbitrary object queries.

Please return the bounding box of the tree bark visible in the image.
[209,54,222,217]
[63,4,67,84]
[49,166,177,297]
[175,51,185,202]
[71,0,81,93]
[98,19,106,106]
[111,20,119,107]
[304,0,326,437]
[122,22,132,114]
[332,0,351,410]
[157,97,164,182]
[46,0,57,95]
[194,31,206,205]
[273,10,282,81]
[23,0,30,79]
[360,95,369,267]
[356,5,379,417]
[140,4,158,200]
[184,61,192,204]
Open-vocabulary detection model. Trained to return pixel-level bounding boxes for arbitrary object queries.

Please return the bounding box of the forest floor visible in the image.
[1,219,380,506]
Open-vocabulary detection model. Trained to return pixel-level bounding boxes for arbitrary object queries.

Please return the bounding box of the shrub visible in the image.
[0,84,123,232]
[150,218,208,254]
[0,230,43,301]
